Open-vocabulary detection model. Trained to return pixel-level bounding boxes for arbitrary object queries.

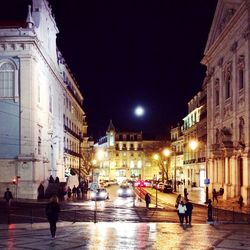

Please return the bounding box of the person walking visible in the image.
[4,188,13,207]
[238,195,243,209]
[67,186,72,201]
[145,192,151,209]
[177,200,187,225]
[45,195,61,239]
[72,185,77,201]
[212,189,218,203]
[185,199,193,226]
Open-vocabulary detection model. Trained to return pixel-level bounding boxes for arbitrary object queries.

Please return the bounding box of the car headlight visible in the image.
[100,192,106,197]
[118,189,123,194]
[90,192,96,198]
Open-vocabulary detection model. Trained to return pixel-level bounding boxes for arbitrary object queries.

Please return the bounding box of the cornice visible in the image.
[202,3,246,65]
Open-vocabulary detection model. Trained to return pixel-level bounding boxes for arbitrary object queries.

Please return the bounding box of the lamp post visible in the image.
[189,140,209,203]
[153,153,160,208]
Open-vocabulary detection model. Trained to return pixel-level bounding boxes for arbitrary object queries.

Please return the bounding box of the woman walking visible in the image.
[45,195,61,239]
[177,200,187,225]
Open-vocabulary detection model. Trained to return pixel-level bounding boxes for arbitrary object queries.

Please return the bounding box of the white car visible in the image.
[157,182,164,191]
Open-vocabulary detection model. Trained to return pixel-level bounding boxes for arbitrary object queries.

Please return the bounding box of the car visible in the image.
[156,182,164,191]
[134,180,146,187]
[117,186,134,197]
[90,188,109,201]
[163,184,173,193]
[144,180,153,187]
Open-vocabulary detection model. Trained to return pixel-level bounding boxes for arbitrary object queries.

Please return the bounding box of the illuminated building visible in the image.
[202,0,250,204]
[0,0,87,198]
[182,89,207,188]
[94,120,167,183]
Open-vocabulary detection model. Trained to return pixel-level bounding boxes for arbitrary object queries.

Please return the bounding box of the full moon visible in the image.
[134,106,145,116]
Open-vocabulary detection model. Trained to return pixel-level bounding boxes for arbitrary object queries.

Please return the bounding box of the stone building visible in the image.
[93,120,168,183]
[182,89,207,188]
[0,0,87,199]
[202,0,250,204]
[170,124,184,184]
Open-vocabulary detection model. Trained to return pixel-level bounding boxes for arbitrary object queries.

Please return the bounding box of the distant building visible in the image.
[202,0,250,204]
[93,120,168,183]
[0,0,87,199]
[182,89,207,188]
[170,124,184,183]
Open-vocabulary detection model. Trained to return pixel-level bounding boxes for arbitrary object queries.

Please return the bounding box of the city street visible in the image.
[0,185,208,224]
[1,222,250,249]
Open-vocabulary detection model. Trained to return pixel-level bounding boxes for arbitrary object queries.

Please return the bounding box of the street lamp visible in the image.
[153,153,160,208]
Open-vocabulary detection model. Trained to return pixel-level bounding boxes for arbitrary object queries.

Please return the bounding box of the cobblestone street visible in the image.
[1,222,250,249]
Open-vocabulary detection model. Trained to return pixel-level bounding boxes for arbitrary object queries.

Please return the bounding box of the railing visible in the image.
[212,206,250,224]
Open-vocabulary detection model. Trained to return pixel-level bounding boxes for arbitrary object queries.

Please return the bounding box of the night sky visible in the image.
[1,0,218,140]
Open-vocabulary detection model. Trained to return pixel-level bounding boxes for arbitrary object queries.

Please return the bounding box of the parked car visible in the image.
[163,184,173,193]
[117,186,134,197]
[90,188,109,201]
[156,182,164,191]
[144,180,153,187]
[134,180,146,187]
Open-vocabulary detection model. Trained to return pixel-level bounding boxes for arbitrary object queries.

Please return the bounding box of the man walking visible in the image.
[185,199,193,226]
[4,188,13,207]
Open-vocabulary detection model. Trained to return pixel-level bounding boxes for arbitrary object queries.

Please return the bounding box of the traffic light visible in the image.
[12,178,17,185]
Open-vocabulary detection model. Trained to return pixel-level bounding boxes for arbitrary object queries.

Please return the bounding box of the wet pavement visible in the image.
[1,221,250,249]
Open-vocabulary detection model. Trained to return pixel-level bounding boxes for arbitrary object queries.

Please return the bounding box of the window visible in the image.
[239,69,244,90]
[0,62,15,98]
[225,74,231,99]
[216,90,219,106]
[38,129,41,155]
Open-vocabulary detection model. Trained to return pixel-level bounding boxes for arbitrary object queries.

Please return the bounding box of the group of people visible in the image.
[175,194,193,226]
[66,183,88,201]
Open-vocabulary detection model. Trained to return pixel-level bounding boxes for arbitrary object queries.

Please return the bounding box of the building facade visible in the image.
[182,89,207,188]
[170,124,184,184]
[0,0,87,199]
[93,121,168,183]
[202,0,250,204]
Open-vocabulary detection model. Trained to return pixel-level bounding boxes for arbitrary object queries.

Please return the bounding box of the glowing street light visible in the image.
[189,140,198,151]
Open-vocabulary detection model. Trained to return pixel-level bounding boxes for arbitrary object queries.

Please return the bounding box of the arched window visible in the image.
[0,62,15,98]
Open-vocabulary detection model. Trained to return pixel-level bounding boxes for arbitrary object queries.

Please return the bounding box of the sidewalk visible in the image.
[1,221,250,249]
[175,186,250,214]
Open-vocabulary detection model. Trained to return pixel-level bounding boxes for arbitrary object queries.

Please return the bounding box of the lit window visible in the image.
[138,160,142,168]
[0,62,15,98]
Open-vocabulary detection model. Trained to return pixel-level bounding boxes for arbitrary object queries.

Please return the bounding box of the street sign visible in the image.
[90,183,98,191]
[204,178,210,185]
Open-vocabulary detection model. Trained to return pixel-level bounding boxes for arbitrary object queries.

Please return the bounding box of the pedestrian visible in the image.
[184,188,188,200]
[67,186,72,201]
[45,195,61,239]
[212,189,218,203]
[145,192,151,209]
[37,183,45,200]
[76,186,81,200]
[238,195,243,209]
[177,200,187,225]
[185,199,193,226]
[207,199,213,222]
[48,175,54,183]
[72,185,77,200]
[55,176,60,183]
[4,188,13,207]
